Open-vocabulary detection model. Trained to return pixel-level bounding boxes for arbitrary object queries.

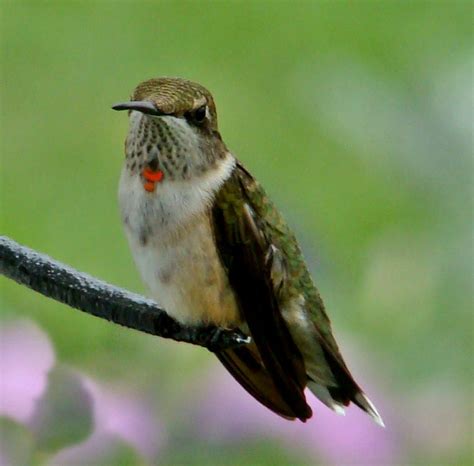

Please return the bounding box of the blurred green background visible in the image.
[1,1,472,465]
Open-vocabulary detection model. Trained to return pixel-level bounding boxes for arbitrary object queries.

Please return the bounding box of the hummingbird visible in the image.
[113,77,384,425]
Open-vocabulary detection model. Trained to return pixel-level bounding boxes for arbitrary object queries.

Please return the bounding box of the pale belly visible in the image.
[125,214,240,326]
[119,162,240,326]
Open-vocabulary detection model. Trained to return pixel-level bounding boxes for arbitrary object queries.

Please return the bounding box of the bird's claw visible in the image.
[206,327,251,352]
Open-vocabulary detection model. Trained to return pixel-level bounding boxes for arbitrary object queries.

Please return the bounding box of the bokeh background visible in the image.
[1,1,472,465]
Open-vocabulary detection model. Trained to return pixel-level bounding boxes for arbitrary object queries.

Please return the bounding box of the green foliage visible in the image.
[1,2,472,465]
[29,367,94,454]
[0,418,35,466]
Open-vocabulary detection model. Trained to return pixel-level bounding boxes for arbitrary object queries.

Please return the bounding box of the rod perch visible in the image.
[0,236,250,351]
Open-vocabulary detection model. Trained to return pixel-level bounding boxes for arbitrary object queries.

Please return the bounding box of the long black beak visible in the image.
[111,100,163,116]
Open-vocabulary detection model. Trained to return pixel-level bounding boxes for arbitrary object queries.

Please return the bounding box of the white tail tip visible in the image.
[308,382,346,416]
[333,403,346,416]
[355,393,385,427]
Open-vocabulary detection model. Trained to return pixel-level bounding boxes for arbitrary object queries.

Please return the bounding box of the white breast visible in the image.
[118,152,238,324]
[119,152,235,240]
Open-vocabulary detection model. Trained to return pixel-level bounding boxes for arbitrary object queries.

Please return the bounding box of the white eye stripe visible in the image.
[193,96,207,108]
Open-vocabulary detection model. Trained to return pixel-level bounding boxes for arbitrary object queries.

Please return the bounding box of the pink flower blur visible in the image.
[0,320,55,423]
[192,337,403,465]
[50,378,166,464]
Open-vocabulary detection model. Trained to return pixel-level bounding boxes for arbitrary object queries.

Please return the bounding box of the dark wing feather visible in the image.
[212,166,312,421]
[216,344,296,420]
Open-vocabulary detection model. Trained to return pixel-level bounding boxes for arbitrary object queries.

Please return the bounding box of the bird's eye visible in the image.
[192,105,207,123]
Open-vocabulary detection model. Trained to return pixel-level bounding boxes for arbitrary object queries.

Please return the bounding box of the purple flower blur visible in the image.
[0,319,55,424]
[84,378,166,460]
[192,336,403,465]
[46,372,166,463]
[0,319,165,464]
[49,378,167,465]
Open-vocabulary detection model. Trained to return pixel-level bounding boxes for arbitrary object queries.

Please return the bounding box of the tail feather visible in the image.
[354,392,385,427]
[313,338,385,427]
[216,343,312,422]
[308,382,346,416]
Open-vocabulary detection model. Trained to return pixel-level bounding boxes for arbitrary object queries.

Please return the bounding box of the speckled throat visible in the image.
[125,110,227,182]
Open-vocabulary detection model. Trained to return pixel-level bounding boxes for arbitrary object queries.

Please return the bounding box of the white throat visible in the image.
[118,151,236,244]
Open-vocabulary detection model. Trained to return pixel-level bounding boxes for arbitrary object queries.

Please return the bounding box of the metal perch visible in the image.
[0,236,250,352]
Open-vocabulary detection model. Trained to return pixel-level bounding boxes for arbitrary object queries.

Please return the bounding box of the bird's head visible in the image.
[113,77,227,180]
